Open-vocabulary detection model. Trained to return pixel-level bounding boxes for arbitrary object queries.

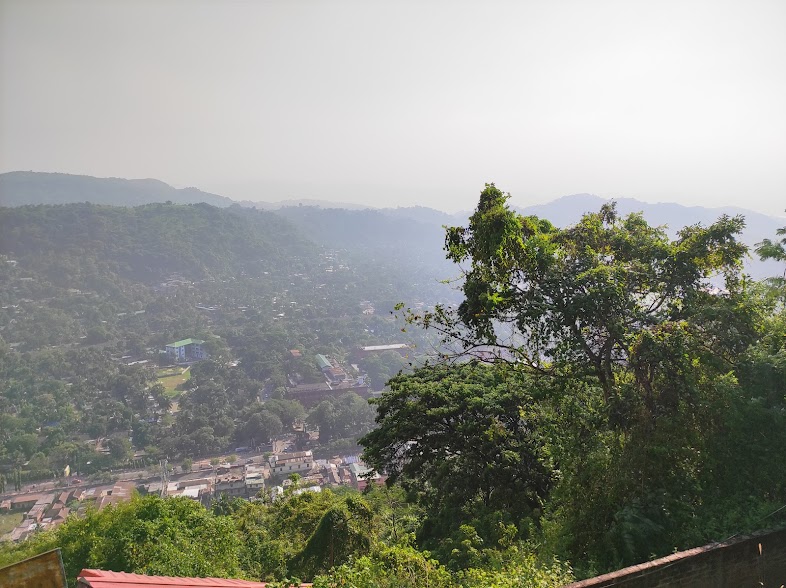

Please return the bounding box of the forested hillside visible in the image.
[274,206,452,270]
[0,200,448,492]
[4,172,782,279]
[0,202,313,286]
[277,199,784,280]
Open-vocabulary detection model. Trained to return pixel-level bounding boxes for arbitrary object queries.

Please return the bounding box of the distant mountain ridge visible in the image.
[0,171,234,207]
[1,172,782,279]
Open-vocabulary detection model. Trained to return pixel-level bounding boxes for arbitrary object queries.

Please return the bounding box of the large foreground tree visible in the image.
[361,362,550,552]
[418,184,754,411]
[372,184,775,572]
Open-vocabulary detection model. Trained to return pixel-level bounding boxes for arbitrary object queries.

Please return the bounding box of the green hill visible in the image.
[0,202,314,287]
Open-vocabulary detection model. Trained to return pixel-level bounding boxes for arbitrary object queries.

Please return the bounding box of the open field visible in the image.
[0,512,23,535]
[157,366,191,396]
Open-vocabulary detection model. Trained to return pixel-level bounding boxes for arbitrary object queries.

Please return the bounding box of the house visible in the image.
[325,366,347,383]
[315,354,332,372]
[43,504,69,527]
[177,477,212,490]
[26,504,47,523]
[95,481,136,511]
[165,338,208,362]
[245,471,265,497]
[269,451,314,479]
[215,475,246,499]
[8,494,43,512]
[348,462,384,491]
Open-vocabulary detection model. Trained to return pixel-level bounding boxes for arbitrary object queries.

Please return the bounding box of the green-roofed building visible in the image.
[315,354,332,371]
[165,338,208,362]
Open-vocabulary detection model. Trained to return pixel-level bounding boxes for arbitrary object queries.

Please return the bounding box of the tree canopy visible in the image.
[361,362,550,551]
[370,184,786,573]
[431,184,751,398]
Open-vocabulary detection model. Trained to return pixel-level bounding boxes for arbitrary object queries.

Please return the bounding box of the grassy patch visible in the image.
[0,512,23,535]
[157,367,191,397]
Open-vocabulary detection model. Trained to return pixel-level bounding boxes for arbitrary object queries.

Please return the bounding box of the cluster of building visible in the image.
[316,353,348,383]
[282,345,410,406]
[263,451,384,496]
[0,481,136,542]
[141,451,383,505]
[285,351,371,407]
[286,381,371,408]
[1,450,383,544]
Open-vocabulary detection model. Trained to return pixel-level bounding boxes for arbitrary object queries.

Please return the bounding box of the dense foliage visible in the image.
[0,202,451,482]
[0,490,572,588]
[362,363,550,563]
[0,202,312,285]
[362,185,786,575]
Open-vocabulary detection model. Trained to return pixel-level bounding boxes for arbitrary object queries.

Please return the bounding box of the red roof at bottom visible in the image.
[77,569,270,588]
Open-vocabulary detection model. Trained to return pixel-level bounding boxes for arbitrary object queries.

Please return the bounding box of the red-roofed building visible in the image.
[77,569,312,588]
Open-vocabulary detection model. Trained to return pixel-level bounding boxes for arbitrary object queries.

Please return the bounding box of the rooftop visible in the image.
[78,569,275,587]
[165,338,205,348]
[360,344,408,351]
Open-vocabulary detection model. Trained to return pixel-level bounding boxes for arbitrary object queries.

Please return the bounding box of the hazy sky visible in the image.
[2,0,785,214]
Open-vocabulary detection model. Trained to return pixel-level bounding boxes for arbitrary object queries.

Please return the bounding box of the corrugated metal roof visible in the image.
[165,338,205,348]
[77,569,269,587]
[360,344,408,351]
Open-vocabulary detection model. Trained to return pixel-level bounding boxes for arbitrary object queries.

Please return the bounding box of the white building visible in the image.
[164,338,208,362]
[269,450,314,478]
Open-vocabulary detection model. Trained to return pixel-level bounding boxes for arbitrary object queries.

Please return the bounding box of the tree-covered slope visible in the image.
[0,171,233,207]
[272,205,458,282]
[275,206,444,255]
[0,202,315,287]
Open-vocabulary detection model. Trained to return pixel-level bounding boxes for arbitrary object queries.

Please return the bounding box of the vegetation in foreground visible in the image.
[0,490,573,588]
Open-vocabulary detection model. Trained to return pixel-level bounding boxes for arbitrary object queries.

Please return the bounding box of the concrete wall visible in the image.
[563,527,786,588]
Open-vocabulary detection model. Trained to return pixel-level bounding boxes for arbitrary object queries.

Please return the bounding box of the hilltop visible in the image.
[0,202,314,288]
[0,171,233,207]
